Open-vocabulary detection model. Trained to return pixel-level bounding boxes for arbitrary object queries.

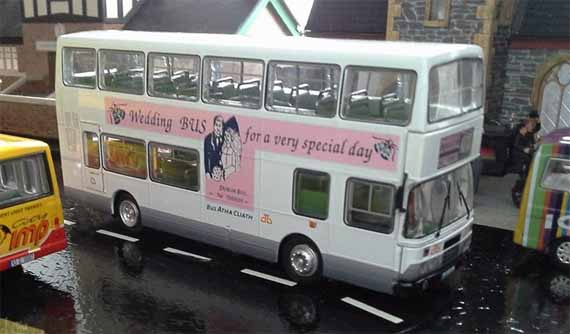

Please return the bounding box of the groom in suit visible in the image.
[204,115,225,177]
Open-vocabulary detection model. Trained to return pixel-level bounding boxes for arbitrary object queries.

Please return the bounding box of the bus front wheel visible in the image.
[281,237,322,285]
[115,193,142,232]
[551,238,570,271]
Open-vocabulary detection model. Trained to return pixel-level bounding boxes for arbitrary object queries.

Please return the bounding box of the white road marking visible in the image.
[341,297,404,324]
[240,269,297,287]
[64,220,76,226]
[163,247,211,262]
[95,229,139,242]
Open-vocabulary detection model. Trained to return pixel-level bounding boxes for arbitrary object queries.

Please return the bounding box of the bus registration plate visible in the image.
[9,253,35,268]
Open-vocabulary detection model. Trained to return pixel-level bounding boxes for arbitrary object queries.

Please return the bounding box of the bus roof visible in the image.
[0,134,48,158]
[58,30,482,66]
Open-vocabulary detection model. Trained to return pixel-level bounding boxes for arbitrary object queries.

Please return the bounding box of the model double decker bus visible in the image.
[56,31,483,294]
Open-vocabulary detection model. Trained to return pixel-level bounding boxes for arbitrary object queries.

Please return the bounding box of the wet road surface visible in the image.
[0,159,569,333]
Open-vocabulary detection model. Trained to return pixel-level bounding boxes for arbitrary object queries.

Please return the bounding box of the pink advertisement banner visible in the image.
[105,98,400,211]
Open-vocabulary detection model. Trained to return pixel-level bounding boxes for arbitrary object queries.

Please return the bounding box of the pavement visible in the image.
[475,174,521,231]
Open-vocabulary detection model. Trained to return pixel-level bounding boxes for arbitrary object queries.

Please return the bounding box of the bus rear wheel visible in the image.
[551,238,570,271]
[281,237,322,285]
[115,194,142,232]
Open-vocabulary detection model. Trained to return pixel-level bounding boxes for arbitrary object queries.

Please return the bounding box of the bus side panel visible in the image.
[103,172,150,210]
[0,196,66,271]
[258,154,330,262]
[326,173,400,295]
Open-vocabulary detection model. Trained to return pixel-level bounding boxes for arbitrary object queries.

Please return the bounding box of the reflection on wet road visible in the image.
[0,160,568,333]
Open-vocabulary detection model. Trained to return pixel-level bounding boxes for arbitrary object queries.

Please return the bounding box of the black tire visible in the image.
[550,238,570,271]
[280,237,322,285]
[115,193,142,232]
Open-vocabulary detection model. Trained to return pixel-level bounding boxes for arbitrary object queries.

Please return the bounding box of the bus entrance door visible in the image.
[80,122,104,193]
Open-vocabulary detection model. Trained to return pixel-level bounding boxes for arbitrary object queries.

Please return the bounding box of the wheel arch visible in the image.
[111,189,134,216]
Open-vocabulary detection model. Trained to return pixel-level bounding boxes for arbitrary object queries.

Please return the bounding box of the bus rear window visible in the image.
[63,48,96,88]
[342,66,416,124]
[429,59,483,122]
[99,50,145,95]
[0,154,52,208]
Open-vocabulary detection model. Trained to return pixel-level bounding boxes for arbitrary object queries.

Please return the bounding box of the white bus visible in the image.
[56,30,483,295]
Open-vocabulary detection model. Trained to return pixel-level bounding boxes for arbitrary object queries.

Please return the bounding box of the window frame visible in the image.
[147,52,201,102]
[292,168,331,220]
[101,133,147,179]
[202,55,265,110]
[265,60,341,119]
[62,47,97,89]
[541,157,570,193]
[82,131,101,169]
[98,49,146,96]
[0,153,54,210]
[0,46,19,72]
[427,57,484,124]
[339,65,417,126]
[148,142,200,192]
[344,178,396,234]
[424,0,451,27]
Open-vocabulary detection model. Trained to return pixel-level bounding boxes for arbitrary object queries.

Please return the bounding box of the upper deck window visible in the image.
[63,48,96,88]
[266,61,340,118]
[429,59,483,123]
[148,53,200,101]
[203,57,263,109]
[341,66,416,125]
[99,50,145,95]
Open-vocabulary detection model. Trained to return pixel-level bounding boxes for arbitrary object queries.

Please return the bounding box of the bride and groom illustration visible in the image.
[204,115,242,182]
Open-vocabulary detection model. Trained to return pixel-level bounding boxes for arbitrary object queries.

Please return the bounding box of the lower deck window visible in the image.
[83,131,100,169]
[149,143,199,191]
[102,135,147,179]
[345,179,394,233]
[293,169,330,220]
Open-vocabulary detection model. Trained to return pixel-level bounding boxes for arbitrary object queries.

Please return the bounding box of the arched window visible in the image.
[539,61,570,135]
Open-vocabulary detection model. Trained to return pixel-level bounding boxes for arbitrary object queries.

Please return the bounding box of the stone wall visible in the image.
[0,101,57,139]
[501,48,570,123]
[393,0,485,44]
[487,25,511,116]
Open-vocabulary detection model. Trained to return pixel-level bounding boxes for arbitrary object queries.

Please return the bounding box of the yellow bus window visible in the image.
[0,154,51,207]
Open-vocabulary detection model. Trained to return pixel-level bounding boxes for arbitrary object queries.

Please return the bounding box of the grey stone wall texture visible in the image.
[501,48,570,123]
[487,25,511,117]
[394,0,485,44]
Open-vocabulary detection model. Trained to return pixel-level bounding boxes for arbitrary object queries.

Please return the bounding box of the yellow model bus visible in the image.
[0,134,67,271]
